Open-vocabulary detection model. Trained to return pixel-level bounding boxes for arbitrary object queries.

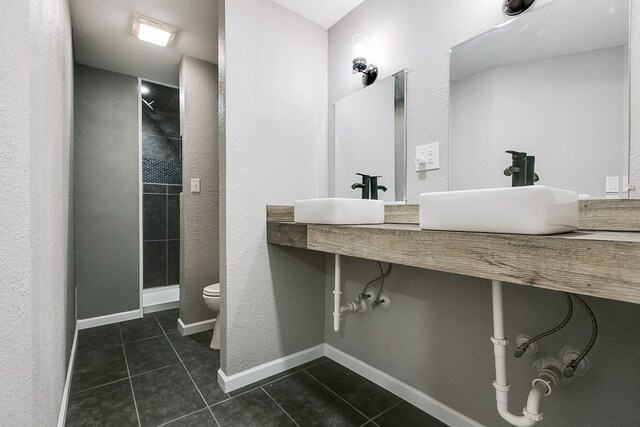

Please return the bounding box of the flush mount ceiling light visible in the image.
[503,0,537,16]
[351,33,378,86]
[131,14,177,47]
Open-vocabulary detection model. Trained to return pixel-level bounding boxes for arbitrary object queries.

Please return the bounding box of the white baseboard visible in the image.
[324,345,484,427]
[143,285,180,312]
[178,317,216,336]
[57,322,79,427]
[143,300,180,314]
[218,344,325,393]
[77,309,141,330]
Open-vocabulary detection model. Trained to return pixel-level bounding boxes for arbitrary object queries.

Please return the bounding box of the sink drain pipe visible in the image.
[492,280,558,426]
[333,254,342,332]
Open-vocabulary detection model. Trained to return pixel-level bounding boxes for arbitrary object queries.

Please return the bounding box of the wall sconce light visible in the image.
[503,0,536,16]
[352,33,378,86]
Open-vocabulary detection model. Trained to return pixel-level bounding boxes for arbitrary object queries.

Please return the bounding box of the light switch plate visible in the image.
[416,142,439,172]
[191,178,201,193]
[605,176,619,193]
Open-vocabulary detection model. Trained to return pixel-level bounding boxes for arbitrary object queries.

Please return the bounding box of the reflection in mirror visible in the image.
[334,69,407,203]
[449,0,629,199]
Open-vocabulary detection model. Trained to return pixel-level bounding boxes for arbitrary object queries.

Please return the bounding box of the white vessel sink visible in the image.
[419,186,578,235]
[294,198,385,225]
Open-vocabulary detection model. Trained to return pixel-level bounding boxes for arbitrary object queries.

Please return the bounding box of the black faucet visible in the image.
[504,150,539,187]
[370,176,387,200]
[351,173,371,199]
[351,173,388,199]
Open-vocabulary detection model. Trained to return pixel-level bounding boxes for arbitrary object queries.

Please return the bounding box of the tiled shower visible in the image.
[141,81,182,289]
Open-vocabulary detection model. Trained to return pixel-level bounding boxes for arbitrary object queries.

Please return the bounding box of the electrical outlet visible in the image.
[416,142,439,172]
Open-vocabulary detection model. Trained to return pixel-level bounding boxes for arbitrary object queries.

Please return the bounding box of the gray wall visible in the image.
[220,0,328,375]
[326,0,640,425]
[325,260,640,426]
[0,0,74,423]
[179,56,219,325]
[74,64,140,319]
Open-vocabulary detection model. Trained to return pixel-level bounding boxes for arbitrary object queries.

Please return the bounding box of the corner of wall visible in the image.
[179,56,220,326]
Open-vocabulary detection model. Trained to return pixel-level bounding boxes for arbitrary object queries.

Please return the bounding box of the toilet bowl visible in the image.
[203,283,220,350]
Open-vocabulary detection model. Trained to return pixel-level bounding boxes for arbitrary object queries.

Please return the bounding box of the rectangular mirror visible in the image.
[449,0,630,199]
[334,69,407,203]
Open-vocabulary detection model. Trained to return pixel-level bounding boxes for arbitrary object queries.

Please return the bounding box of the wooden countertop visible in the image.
[266,204,640,305]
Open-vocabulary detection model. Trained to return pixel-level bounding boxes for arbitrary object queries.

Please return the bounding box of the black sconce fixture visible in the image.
[352,33,378,86]
[503,0,536,16]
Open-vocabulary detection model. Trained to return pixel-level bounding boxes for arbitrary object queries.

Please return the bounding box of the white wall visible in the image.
[335,75,396,201]
[179,56,219,325]
[631,1,640,197]
[220,0,329,375]
[450,46,626,198]
[0,0,74,424]
[329,0,574,201]
[326,0,640,425]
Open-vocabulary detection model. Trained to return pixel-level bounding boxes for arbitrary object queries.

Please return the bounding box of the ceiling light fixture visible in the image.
[131,14,177,47]
[141,85,150,95]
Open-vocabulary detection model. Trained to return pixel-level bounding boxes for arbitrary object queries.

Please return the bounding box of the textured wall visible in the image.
[218,0,228,356]
[326,0,640,425]
[74,64,140,319]
[220,0,328,375]
[0,0,74,424]
[179,56,219,325]
[631,1,640,198]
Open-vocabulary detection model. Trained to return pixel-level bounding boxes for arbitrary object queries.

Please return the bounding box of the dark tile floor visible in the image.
[66,309,448,427]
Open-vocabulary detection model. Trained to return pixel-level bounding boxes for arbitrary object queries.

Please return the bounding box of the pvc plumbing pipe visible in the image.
[333,253,342,332]
[492,280,550,426]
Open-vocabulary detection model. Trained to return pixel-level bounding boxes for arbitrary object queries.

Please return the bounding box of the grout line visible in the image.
[118,324,142,427]
[224,358,330,399]
[261,386,301,427]
[206,394,234,408]
[69,377,130,395]
[128,362,182,379]
[304,370,371,422]
[368,401,402,424]
[142,132,182,139]
[122,332,166,345]
[224,370,302,406]
[165,191,169,286]
[155,407,207,427]
[75,342,123,356]
[156,315,222,427]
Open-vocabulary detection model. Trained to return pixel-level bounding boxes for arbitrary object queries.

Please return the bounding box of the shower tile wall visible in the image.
[142,82,181,289]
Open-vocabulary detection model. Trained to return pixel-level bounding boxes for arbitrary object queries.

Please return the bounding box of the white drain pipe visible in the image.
[491,280,552,427]
[333,253,342,332]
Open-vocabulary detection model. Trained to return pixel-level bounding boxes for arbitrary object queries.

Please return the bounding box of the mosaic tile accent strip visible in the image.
[143,158,182,185]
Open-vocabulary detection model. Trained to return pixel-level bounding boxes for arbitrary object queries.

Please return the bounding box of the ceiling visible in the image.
[271,0,366,28]
[69,0,218,86]
[69,0,363,86]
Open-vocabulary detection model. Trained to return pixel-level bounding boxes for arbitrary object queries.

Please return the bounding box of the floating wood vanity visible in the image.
[266,201,640,305]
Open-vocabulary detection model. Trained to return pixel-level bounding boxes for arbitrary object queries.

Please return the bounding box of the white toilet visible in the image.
[202,283,221,350]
